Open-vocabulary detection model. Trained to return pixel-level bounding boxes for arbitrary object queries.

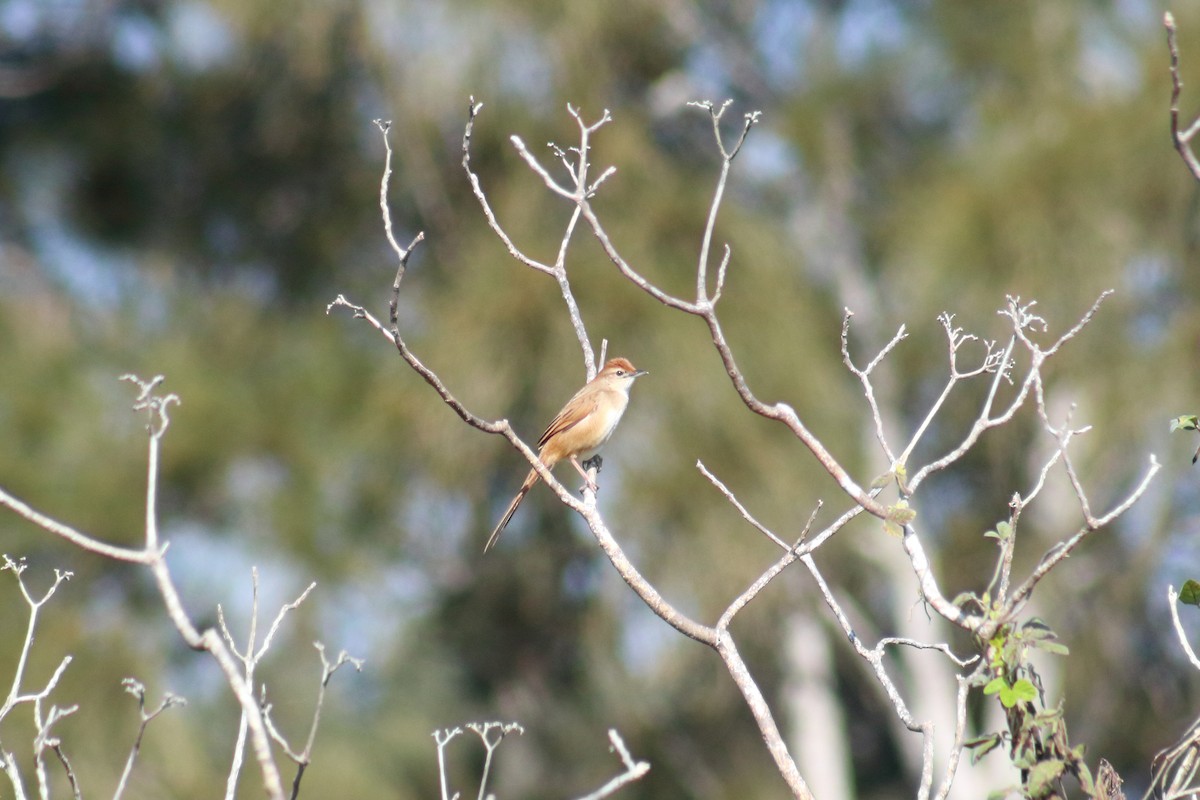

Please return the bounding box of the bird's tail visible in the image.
[485,468,540,552]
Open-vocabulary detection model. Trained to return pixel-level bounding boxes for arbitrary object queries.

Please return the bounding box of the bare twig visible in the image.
[221,570,321,800]
[465,721,524,800]
[933,666,986,800]
[0,489,156,563]
[0,558,72,721]
[696,461,789,549]
[574,729,650,800]
[1001,456,1159,630]
[111,376,287,799]
[434,727,464,800]
[841,309,908,463]
[464,101,600,373]
[371,119,427,332]
[261,644,363,800]
[803,552,977,800]
[1168,584,1200,670]
[0,748,27,800]
[687,101,759,305]
[897,313,1001,469]
[717,505,822,630]
[113,679,185,800]
[906,294,1112,495]
[0,560,79,799]
[1166,12,1200,181]
[34,700,79,800]
[1148,712,1200,799]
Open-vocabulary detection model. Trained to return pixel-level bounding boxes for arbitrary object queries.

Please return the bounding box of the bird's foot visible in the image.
[570,455,601,494]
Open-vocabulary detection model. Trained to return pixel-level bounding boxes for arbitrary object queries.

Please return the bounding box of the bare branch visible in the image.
[575,503,811,798]
[1168,584,1200,671]
[717,505,821,630]
[932,667,985,800]
[841,309,907,462]
[906,293,1112,496]
[896,313,999,468]
[1166,12,1200,180]
[696,460,789,549]
[902,525,982,631]
[804,553,977,800]
[262,644,362,800]
[460,102,554,274]
[573,729,650,800]
[0,488,155,564]
[468,100,600,371]
[34,701,79,800]
[371,119,427,329]
[113,679,186,800]
[1001,455,1160,628]
[0,558,72,722]
[118,375,286,800]
[0,749,27,800]
[689,100,760,305]
[434,727,464,800]
[466,721,524,800]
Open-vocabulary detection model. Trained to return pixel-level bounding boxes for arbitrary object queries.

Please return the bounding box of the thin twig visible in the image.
[841,309,907,463]
[1166,12,1200,180]
[119,375,286,800]
[696,461,788,549]
[466,721,524,800]
[573,729,650,800]
[113,679,185,800]
[434,727,463,800]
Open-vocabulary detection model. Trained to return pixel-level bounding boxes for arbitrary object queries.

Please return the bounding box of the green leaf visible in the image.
[1025,758,1066,795]
[1077,762,1095,795]
[1010,678,1038,703]
[1012,742,1037,768]
[1170,415,1200,432]
[983,677,1007,696]
[1033,640,1069,657]
[1032,707,1064,726]
[1021,618,1054,637]
[1180,579,1200,607]
[972,739,1000,763]
[870,471,894,490]
[964,733,1003,763]
[886,500,917,525]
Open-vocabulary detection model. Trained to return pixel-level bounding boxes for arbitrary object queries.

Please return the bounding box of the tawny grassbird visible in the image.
[486,357,648,551]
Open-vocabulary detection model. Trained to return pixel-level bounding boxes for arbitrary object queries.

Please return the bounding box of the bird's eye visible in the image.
[616,369,625,376]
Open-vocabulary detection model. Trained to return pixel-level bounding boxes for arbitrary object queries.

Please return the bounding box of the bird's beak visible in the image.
[633,369,649,378]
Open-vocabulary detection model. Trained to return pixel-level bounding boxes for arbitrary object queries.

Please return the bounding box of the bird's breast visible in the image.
[557,389,629,458]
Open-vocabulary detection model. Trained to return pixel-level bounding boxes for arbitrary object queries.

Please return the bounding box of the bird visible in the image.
[485,357,648,552]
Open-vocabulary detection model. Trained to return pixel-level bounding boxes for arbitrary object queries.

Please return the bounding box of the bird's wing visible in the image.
[537,393,599,448]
